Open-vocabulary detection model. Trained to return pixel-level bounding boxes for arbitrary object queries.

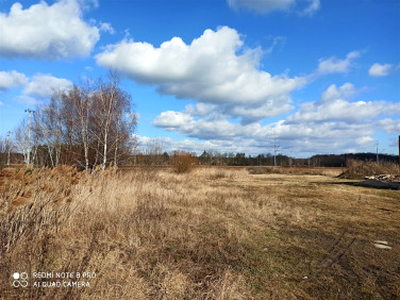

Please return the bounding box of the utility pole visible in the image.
[273,137,280,167]
[25,109,34,165]
[287,150,293,168]
[376,141,379,165]
[398,135,400,170]
[7,131,12,166]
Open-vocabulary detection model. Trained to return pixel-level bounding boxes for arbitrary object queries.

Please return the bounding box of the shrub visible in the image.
[172,151,196,174]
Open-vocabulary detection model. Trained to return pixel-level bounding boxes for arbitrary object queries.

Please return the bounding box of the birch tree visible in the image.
[65,85,92,170]
[19,73,137,169]
[93,72,135,170]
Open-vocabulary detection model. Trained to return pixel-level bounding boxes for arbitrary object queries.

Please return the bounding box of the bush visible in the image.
[172,151,196,174]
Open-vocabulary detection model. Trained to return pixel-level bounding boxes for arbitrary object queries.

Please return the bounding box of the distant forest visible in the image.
[133,151,399,168]
[2,148,398,169]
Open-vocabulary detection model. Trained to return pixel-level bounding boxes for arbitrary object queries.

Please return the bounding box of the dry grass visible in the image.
[339,159,400,179]
[1,166,399,299]
[248,166,344,177]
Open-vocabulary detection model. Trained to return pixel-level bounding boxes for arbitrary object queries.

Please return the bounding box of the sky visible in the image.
[0,0,399,157]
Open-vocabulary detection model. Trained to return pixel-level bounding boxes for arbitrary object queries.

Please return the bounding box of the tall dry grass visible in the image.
[0,167,274,299]
[247,166,344,177]
[1,166,399,299]
[339,159,400,179]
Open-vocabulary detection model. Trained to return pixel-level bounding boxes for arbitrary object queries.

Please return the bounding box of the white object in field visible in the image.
[373,240,392,249]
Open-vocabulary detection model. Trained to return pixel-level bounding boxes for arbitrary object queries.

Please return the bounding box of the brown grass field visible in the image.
[0,165,399,299]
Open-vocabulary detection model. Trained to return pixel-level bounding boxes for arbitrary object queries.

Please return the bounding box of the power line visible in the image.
[0,94,15,105]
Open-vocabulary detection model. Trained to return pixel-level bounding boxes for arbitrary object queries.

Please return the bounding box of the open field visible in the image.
[1,166,399,299]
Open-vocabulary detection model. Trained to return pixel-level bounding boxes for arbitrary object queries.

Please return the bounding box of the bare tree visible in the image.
[0,136,7,166]
[131,134,140,165]
[93,72,136,170]
[98,76,117,170]
[34,92,67,167]
[14,119,32,165]
[26,72,137,169]
[144,138,164,165]
[63,84,93,170]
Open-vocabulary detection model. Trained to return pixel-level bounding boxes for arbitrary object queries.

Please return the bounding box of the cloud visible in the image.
[152,82,399,155]
[227,0,295,13]
[356,136,375,146]
[153,111,194,130]
[23,74,73,98]
[154,109,262,141]
[287,83,400,124]
[97,26,307,123]
[226,0,320,15]
[0,71,72,97]
[77,0,98,10]
[368,63,393,76]
[319,82,356,103]
[153,109,378,155]
[136,134,273,156]
[301,0,320,16]
[17,95,44,106]
[0,71,28,91]
[264,36,286,55]
[378,119,400,133]
[0,0,100,59]
[154,105,373,143]
[99,22,115,34]
[317,51,360,74]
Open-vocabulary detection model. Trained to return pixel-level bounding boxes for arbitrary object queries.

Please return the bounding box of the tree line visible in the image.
[131,150,399,168]
[2,134,398,169]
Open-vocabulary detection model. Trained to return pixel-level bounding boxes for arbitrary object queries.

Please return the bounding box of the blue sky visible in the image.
[0,0,399,156]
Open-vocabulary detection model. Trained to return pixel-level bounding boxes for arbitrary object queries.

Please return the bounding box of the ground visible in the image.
[0,166,399,299]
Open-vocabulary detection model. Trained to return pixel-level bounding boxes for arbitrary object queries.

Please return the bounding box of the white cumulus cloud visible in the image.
[152,82,400,155]
[317,51,360,74]
[153,108,378,155]
[319,83,356,103]
[96,26,307,123]
[23,74,73,98]
[368,63,392,76]
[0,0,100,59]
[0,70,28,90]
[378,119,400,133]
[287,83,400,124]
[356,136,375,146]
[153,111,194,130]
